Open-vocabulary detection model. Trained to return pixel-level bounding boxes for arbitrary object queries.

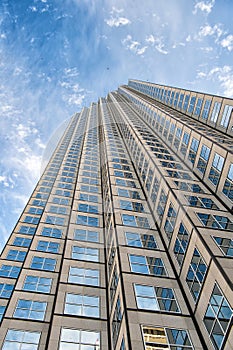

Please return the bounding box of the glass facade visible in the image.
[0,79,232,350]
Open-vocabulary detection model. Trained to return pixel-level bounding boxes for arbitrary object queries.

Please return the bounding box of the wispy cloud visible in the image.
[193,0,215,14]
[200,46,213,52]
[172,42,185,49]
[105,17,131,27]
[29,6,38,12]
[59,68,89,107]
[197,24,223,40]
[15,122,38,139]
[105,6,131,28]
[111,7,124,14]
[64,67,79,78]
[220,34,233,51]
[0,176,10,188]
[145,34,168,54]
[7,120,45,180]
[197,65,233,97]
[122,35,147,55]
[67,94,86,106]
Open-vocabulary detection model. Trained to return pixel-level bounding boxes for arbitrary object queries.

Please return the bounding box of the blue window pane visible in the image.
[6,250,26,262]
[31,257,56,271]
[36,241,59,253]
[13,237,31,247]
[14,299,47,320]
[41,227,62,238]
[18,226,36,235]
[0,265,21,278]
[0,283,14,298]
[0,306,6,320]
[125,232,142,247]
[4,329,41,348]
[122,214,137,226]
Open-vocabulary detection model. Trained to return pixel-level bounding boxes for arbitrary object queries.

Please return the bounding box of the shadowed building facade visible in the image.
[0,79,232,350]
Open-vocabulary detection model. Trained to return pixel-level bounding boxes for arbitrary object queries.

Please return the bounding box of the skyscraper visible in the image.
[0,79,232,350]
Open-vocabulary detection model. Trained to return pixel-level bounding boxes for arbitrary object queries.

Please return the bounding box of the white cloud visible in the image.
[35,138,46,149]
[0,105,14,113]
[0,220,10,252]
[105,16,131,27]
[59,76,87,107]
[199,25,214,37]
[15,123,38,139]
[18,147,27,153]
[8,151,42,181]
[196,24,224,44]
[221,34,233,51]
[0,174,16,189]
[41,5,50,13]
[72,84,84,93]
[0,176,6,182]
[105,5,131,27]
[59,82,70,89]
[145,35,168,55]
[136,46,148,55]
[57,68,91,110]
[12,193,29,205]
[197,71,207,78]
[122,35,148,56]
[200,46,213,52]
[111,7,123,14]
[13,67,23,75]
[2,122,44,185]
[145,35,157,45]
[29,6,37,12]
[64,67,79,78]
[198,24,223,39]
[172,42,185,49]
[24,154,42,176]
[214,67,233,97]
[155,45,168,55]
[67,94,85,106]
[99,34,107,40]
[152,13,160,20]
[193,0,215,14]
[197,65,233,97]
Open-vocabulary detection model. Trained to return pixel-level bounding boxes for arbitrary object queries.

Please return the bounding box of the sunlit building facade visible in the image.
[0,79,232,350]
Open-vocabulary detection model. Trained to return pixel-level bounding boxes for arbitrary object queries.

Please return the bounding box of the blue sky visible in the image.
[0,0,233,251]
